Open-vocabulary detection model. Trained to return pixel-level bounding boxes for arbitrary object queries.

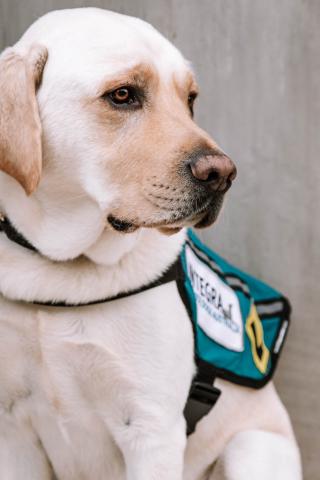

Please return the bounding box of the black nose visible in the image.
[189,153,237,192]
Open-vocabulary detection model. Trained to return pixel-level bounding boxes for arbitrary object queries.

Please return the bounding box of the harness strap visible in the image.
[34,259,183,307]
[176,272,221,434]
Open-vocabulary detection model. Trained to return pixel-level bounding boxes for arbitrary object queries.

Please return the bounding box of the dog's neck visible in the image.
[0,175,186,305]
[0,220,186,305]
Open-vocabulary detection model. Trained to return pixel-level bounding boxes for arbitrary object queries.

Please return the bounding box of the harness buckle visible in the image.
[184,381,221,435]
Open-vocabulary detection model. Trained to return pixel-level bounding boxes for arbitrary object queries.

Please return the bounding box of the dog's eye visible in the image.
[106,86,140,108]
[188,92,197,117]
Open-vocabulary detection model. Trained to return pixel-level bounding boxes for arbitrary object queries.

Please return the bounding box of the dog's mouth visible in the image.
[107,216,138,233]
[107,194,224,234]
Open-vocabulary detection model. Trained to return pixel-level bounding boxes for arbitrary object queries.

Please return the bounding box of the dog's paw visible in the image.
[210,430,302,480]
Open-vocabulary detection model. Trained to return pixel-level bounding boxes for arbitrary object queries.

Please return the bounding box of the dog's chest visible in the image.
[29,282,193,479]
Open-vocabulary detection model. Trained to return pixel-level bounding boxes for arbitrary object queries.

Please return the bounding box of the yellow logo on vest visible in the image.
[245,303,270,374]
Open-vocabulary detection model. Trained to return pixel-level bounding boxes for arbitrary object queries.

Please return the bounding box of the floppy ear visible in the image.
[0,44,48,195]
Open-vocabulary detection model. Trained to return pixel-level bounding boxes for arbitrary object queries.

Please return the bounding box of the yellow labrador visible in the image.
[0,8,301,480]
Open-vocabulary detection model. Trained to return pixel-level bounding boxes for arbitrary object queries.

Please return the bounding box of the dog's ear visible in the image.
[0,44,48,195]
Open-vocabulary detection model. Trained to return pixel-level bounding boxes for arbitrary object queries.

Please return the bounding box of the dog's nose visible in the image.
[190,153,237,192]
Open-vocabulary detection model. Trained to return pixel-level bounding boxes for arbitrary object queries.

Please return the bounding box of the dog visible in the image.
[0,8,302,480]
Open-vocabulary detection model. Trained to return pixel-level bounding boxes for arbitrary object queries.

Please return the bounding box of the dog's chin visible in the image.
[107,214,181,236]
[193,206,221,229]
[157,207,221,235]
[107,197,223,236]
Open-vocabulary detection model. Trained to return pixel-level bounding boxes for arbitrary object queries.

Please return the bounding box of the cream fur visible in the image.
[0,8,301,480]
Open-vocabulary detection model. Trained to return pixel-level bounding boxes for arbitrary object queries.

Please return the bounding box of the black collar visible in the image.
[0,215,182,307]
[0,215,37,252]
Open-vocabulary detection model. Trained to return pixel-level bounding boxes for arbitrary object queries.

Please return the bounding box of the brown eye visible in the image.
[188,92,197,116]
[112,88,130,103]
[107,86,140,108]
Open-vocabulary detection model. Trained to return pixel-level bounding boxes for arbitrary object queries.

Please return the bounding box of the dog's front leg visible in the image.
[115,414,186,480]
[0,416,53,480]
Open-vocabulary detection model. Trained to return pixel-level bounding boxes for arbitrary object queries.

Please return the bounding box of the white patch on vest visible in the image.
[185,245,244,352]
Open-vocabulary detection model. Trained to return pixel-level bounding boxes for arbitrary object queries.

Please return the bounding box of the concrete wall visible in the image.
[0,1,318,478]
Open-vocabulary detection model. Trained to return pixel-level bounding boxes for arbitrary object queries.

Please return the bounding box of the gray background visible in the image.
[0,0,318,478]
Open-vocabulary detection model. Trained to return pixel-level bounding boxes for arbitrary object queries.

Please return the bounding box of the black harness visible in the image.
[0,216,220,434]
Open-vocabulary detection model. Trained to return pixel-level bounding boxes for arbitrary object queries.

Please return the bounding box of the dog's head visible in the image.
[0,8,236,259]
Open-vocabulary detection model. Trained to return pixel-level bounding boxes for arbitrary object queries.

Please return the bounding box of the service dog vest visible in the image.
[175,230,291,433]
[178,230,290,388]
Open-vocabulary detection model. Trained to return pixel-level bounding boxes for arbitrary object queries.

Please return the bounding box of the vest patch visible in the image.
[185,245,244,352]
[245,302,270,374]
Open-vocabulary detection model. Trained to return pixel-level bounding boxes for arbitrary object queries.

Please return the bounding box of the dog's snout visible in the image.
[190,153,237,192]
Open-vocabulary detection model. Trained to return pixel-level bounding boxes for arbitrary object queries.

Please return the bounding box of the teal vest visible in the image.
[179,230,290,389]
